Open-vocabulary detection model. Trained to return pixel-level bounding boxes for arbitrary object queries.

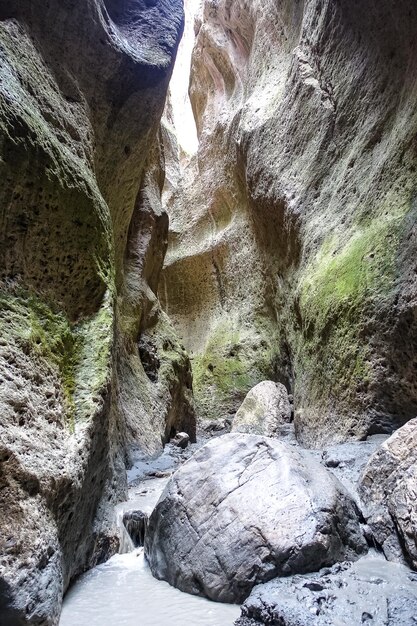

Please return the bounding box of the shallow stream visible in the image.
[60,550,240,626]
[60,447,240,626]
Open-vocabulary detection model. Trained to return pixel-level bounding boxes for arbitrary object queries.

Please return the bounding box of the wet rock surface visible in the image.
[360,419,417,567]
[172,432,190,449]
[200,417,233,436]
[314,435,389,505]
[116,441,202,553]
[236,556,417,626]
[231,381,292,437]
[122,511,148,548]
[145,433,367,604]
[127,440,202,485]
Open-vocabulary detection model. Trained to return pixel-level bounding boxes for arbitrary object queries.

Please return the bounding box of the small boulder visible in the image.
[172,432,190,449]
[123,511,148,547]
[231,381,291,437]
[145,433,367,603]
[202,418,231,433]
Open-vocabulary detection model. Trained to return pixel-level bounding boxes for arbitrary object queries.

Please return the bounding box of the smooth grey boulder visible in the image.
[231,381,292,437]
[236,557,417,626]
[145,434,367,603]
[360,419,417,567]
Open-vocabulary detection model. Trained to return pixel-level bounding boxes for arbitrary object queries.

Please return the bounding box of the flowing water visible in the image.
[114,477,169,553]
[60,550,240,626]
[60,450,241,626]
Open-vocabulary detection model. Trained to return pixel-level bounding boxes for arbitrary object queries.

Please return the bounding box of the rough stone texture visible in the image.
[122,511,148,548]
[360,419,417,568]
[172,432,190,449]
[231,381,292,437]
[316,435,389,510]
[145,433,367,604]
[0,1,194,623]
[236,557,417,626]
[161,0,417,444]
[117,139,196,458]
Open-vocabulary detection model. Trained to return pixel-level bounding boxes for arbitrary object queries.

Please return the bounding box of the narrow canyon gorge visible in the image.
[1,0,417,624]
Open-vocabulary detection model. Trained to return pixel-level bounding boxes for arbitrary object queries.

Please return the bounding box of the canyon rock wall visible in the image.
[0,0,194,623]
[162,0,417,444]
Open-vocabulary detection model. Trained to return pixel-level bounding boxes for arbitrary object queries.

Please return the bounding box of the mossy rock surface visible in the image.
[0,285,113,429]
[292,195,416,444]
[192,317,279,422]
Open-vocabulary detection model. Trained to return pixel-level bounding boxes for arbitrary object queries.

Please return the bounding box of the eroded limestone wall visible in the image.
[0,1,194,623]
[161,0,417,444]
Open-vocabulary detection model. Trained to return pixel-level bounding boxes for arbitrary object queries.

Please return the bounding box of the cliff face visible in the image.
[1,0,417,621]
[0,0,194,623]
[162,0,417,444]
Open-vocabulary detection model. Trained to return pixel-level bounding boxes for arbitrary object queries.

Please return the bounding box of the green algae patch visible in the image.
[296,209,404,409]
[301,218,398,322]
[193,323,248,399]
[194,349,250,395]
[0,288,78,426]
[71,293,114,422]
[0,287,114,429]
[192,317,278,421]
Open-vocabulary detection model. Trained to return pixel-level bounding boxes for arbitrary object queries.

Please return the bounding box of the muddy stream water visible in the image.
[60,446,241,626]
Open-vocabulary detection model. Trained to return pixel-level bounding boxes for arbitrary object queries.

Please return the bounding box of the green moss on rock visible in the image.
[296,204,407,423]
[0,288,78,425]
[72,294,114,420]
[192,317,278,421]
[0,285,113,429]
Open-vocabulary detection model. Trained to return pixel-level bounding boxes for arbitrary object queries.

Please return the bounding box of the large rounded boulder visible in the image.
[145,434,367,603]
[231,381,292,437]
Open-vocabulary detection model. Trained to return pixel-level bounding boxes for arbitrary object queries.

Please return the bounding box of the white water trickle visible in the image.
[115,477,168,554]
[60,463,240,626]
[115,505,134,554]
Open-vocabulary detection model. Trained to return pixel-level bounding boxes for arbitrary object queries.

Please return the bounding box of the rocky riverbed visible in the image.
[60,443,240,626]
[61,419,417,626]
[1,0,417,624]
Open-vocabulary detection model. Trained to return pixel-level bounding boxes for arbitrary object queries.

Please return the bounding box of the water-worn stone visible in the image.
[232,381,292,437]
[309,435,389,507]
[123,511,148,548]
[236,557,417,626]
[360,419,417,567]
[145,433,367,603]
[201,418,232,433]
[172,432,190,449]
